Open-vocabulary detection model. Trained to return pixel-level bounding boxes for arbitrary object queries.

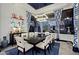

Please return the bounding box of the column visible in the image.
[73,3,79,52]
[23,11,31,32]
[40,22,43,32]
[54,9,62,40]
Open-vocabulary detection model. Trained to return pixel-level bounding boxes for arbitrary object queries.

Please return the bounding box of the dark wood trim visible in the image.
[17,49,19,55]
[56,38,60,41]
[55,39,73,44]
[47,47,50,54]
[23,48,25,55]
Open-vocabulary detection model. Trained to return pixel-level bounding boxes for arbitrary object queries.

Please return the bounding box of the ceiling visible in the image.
[28,3,53,9]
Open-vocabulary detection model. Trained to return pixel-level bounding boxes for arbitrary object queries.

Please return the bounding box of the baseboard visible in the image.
[56,39,79,53]
[55,39,73,44]
[73,47,79,52]
[56,38,60,41]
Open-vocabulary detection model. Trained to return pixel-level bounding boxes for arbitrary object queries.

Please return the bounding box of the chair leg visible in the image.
[48,47,50,54]
[35,47,39,55]
[17,46,19,55]
[32,47,35,55]
[44,49,46,55]
[32,48,34,55]
[35,49,37,55]
[49,44,52,50]
[17,50,19,55]
[23,48,25,55]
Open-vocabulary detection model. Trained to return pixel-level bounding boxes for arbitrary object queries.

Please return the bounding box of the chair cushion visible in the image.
[36,42,49,49]
[15,36,33,52]
[17,41,33,52]
[25,43,33,51]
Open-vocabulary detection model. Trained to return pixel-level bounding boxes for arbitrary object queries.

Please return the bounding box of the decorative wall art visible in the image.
[11,13,18,19]
[11,13,24,20]
[10,13,24,33]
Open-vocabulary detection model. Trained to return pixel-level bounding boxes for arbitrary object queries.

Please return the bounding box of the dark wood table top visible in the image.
[24,36,46,45]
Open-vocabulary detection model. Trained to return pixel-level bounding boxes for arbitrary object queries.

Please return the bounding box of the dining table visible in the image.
[24,34,46,54]
[24,34,46,45]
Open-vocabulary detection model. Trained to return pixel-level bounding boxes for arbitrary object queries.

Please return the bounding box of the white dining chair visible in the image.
[36,35,51,55]
[48,34,55,50]
[15,36,33,55]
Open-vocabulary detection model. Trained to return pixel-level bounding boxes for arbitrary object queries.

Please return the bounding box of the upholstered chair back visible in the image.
[15,36,33,54]
[50,33,57,39]
[34,32,38,38]
[43,35,51,44]
[15,36,25,48]
[29,32,35,39]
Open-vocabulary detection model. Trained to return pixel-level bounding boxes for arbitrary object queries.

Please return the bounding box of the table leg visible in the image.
[32,45,35,55]
[33,45,38,55]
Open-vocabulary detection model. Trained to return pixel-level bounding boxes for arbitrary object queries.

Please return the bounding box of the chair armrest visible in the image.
[44,42,49,49]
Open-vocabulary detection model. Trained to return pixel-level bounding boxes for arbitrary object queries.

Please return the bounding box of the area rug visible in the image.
[5,42,60,55]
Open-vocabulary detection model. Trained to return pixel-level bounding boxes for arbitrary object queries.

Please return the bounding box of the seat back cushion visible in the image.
[29,32,35,39]
[15,36,25,48]
[21,33,29,40]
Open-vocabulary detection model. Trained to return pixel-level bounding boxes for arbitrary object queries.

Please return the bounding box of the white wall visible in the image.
[0,3,30,43]
[0,4,1,35]
[0,5,1,45]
